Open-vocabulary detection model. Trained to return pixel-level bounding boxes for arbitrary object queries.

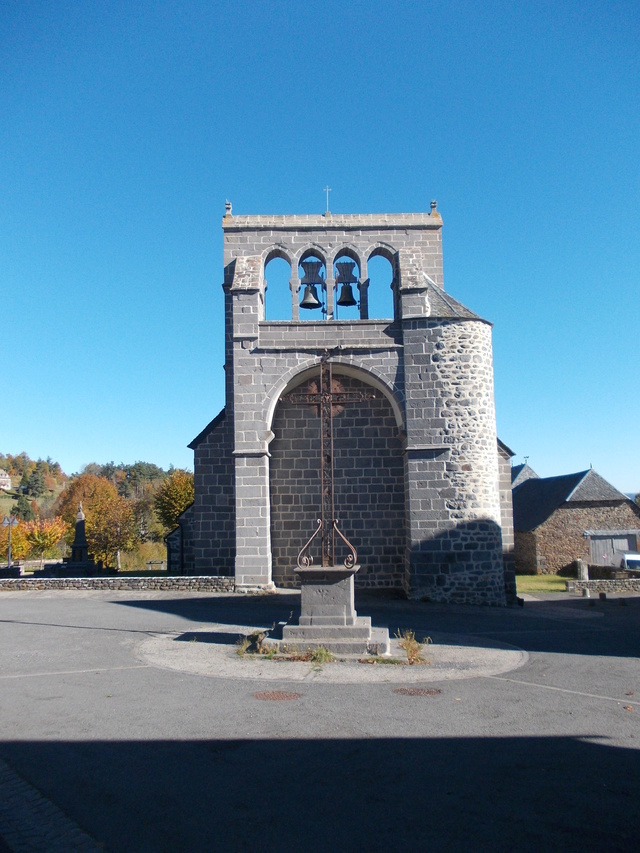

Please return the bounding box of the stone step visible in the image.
[282,619,372,641]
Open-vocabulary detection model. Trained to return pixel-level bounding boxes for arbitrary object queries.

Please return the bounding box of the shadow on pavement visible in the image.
[113,593,640,658]
[175,630,246,645]
[1,735,638,852]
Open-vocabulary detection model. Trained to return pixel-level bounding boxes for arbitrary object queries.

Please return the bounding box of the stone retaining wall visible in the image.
[0,576,235,593]
[567,579,640,594]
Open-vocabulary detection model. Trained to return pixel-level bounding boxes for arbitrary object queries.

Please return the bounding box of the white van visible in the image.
[620,553,640,572]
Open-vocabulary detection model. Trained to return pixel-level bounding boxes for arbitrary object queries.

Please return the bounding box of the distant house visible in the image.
[512,469,640,574]
[0,469,11,491]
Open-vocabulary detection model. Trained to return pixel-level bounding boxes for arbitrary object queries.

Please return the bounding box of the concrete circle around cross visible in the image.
[137,626,528,684]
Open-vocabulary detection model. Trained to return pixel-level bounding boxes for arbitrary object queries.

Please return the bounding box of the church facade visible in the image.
[168,203,515,605]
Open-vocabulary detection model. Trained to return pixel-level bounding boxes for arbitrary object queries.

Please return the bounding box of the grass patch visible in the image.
[516,574,567,594]
[309,646,334,664]
[236,637,251,656]
[119,542,166,572]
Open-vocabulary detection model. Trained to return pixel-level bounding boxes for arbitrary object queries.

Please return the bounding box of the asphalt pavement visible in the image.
[0,588,638,852]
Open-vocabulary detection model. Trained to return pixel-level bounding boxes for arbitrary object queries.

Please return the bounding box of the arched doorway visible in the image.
[269,369,406,589]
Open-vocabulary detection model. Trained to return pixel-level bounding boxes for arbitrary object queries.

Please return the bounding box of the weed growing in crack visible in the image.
[395,629,432,664]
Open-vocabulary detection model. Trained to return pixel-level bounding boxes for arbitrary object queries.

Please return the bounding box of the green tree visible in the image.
[26,468,46,498]
[19,469,30,492]
[153,470,194,531]
[133,484,165,542]
[13,493,35,521]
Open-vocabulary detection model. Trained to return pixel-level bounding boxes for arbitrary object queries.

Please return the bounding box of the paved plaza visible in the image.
[0,589,639,851]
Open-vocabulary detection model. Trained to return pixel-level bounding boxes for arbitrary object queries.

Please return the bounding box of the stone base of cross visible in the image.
[280,564,390,655]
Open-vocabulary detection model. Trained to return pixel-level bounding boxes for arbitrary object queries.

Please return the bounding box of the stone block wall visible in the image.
[514,531,541,574]
[190,414,235,575]
[402,319,505,604]
[0,577,235,592]
[223,212,444,307]
[498,443,517,600]
[269,373,406,589]
[519,501,640,574]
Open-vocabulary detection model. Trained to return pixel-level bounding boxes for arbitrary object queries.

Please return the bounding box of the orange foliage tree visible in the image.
[24,517,69,568]
[56,474,120,528]
[153,470,194,532]
[88,493,138,569]
[55,474,138,569]
[0,521,30,563]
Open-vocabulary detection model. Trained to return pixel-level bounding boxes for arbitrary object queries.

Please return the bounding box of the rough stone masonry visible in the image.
[168,203,516,605]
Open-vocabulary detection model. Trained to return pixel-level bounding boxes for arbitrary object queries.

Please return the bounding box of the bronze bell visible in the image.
[336,283,357,307]
[300,284,322,310]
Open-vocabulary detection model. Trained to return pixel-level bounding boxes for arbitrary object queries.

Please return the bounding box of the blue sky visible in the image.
[2,0,639,492]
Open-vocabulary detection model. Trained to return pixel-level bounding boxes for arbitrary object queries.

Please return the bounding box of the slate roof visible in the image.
[498,438,516,459]
[188,409,225,450]
[511,463,539,487]
[423,276,487,322]
[513,469,629,532]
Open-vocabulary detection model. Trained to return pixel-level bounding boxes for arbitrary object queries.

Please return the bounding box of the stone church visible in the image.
[168,202,516,605]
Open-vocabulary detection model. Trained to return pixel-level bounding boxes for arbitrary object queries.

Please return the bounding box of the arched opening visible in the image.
[297,252,326,320]
[264,255,292,321]
[366,253,395,320]
[269,369,406,589]
[333,250,361,321]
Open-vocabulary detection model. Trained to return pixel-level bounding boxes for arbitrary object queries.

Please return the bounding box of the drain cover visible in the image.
[393,687,442,696]
[253,690,302,701]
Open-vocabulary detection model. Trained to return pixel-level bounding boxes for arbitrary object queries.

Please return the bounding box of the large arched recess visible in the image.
[268,365,406,590]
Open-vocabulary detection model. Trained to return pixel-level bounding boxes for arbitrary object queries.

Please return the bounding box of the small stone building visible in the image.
[513,468,640,573]
[169,203,515,604]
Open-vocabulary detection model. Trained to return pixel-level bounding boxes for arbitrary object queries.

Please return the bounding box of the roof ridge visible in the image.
[566,469,592,500]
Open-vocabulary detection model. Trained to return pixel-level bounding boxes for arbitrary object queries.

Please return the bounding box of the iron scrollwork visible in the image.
[297,519,322,569]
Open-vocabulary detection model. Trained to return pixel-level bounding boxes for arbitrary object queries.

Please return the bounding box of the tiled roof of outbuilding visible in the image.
[513,469,628,531]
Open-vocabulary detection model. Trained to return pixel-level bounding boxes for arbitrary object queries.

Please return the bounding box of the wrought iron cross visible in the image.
[280,351,375,568]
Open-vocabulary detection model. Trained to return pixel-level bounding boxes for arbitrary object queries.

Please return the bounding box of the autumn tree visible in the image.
[56,474,120,529]
[0,521,30,563]
[24,517,69,568]
[153,470,194,531]
[88,495,138,570]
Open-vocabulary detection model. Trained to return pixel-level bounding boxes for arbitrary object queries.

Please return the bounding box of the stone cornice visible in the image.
[223,212,442,231]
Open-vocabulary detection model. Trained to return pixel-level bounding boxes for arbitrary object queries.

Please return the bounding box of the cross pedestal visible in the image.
[281,565,390,656]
